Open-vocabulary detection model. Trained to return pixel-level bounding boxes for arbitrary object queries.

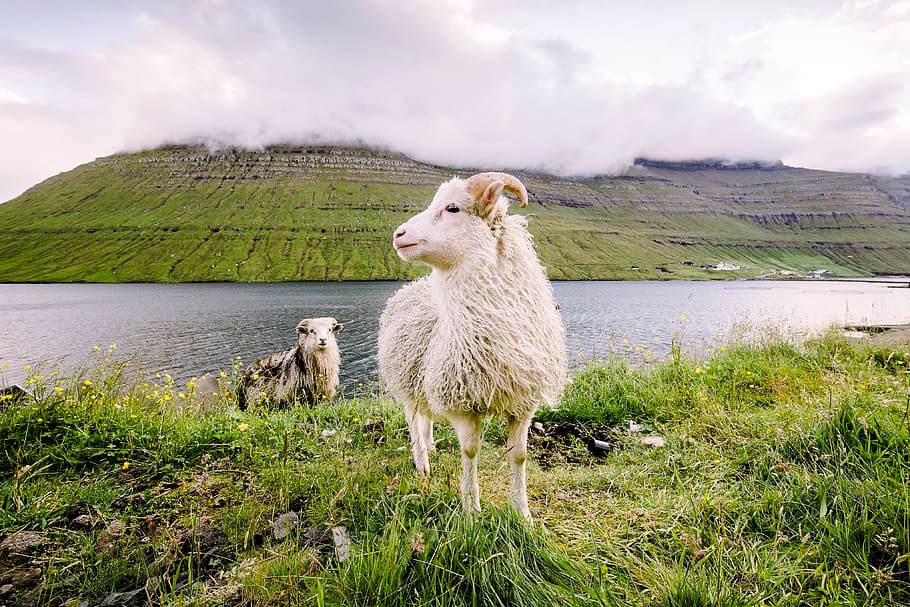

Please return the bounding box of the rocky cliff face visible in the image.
[0,145,907,281]
[633,157,786,171]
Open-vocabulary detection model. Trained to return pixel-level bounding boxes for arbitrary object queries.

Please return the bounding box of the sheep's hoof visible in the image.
[511,503,533,523]
[412,451,430,476]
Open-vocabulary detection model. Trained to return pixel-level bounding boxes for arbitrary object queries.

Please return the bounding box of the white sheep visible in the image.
[378,172,567,520]
[238,317,343,409]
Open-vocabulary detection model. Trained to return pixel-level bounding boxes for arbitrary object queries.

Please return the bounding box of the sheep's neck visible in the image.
[431,226,540,321]
[297,347,338,390]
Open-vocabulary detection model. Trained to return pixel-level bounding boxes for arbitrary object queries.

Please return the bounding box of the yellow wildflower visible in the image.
[83,379,92,386]
[94,345,101,351]
[54,386,63,394]
[24,365,31,370]
[238,423,249,432]
[178,392,186,399]
[122,462,129,470]
[680,314,686,321]
[220,371,227,378]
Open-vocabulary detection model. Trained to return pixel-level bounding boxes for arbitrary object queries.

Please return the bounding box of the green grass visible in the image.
[0,335,908,605]
[0,146,908,281]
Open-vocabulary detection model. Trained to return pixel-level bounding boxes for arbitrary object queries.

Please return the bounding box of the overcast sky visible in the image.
[1,0,909,202]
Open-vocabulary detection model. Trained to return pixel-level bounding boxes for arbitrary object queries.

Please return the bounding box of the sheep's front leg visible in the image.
[422,417,435,453]
[507,415,533,522]
[446,412,482,513]
[404,399,430,475]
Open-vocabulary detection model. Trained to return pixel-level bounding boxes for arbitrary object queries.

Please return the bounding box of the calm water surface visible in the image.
[1,280,907,386]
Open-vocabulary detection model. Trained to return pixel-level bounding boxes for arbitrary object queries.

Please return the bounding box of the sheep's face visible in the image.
[296,317,343,352]
[392,177,510,270]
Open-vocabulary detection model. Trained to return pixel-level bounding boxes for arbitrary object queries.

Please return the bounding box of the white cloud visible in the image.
[0,0,908,202]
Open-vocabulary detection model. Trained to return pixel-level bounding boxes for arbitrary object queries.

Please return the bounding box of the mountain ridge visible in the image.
[0,144,907,282]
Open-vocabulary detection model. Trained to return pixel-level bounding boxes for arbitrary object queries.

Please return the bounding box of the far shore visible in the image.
[1,274,909,286]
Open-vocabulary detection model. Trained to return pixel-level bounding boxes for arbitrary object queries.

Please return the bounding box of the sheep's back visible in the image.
[378,277,436,403]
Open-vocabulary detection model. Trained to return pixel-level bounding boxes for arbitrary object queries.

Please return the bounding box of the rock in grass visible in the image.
[70,514,95,530]
[272,512,300,541]
[96,520,126,552]
[111,493,146,511]
[4,566,42,586]
[332,526,351,562]
[98,588,145,607]
[640,436,666,448]
[0,530,46,556]
[175,522,225,555]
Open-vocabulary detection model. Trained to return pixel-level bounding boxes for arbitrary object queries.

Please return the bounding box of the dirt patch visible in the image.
[529,422,618,469]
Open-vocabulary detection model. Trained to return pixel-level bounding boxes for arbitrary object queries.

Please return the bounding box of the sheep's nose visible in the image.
[318,339,327,346]
[394,227,406,240]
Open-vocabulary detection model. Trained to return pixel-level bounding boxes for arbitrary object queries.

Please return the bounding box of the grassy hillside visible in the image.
[0,146,908,281]
[0,334,907,605]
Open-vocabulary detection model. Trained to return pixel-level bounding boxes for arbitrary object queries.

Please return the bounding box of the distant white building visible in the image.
[701,262,741,271]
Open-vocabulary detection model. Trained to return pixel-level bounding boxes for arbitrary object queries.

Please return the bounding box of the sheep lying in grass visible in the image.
[378,172,567,521]
[237,317,343,409]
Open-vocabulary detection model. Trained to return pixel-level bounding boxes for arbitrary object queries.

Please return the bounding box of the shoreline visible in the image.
[1,275,909,286]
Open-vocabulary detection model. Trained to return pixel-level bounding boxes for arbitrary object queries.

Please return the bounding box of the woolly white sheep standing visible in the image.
[378,172,567,520]
[238,317,343,409]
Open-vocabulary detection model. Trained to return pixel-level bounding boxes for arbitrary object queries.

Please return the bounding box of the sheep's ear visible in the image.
[476,180,505,219]
[333,323,344,334]
[296,320,310,333]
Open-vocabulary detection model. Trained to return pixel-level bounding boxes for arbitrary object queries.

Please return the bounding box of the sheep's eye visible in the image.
[445,204,459,213]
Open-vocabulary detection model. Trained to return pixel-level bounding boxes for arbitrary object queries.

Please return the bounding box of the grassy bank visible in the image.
[1,335,908,606]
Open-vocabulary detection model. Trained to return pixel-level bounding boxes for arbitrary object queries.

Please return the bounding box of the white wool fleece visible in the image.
[378,177,566,421]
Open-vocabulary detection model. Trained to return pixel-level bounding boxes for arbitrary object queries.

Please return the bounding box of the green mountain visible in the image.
[0,145,908,282]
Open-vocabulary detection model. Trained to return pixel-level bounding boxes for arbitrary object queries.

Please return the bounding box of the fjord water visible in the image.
[1,280,907,387]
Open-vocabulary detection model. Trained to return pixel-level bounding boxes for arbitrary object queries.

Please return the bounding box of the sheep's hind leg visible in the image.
[507,415,533,522]
[404,399,430,475]
[446,412,482,513]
